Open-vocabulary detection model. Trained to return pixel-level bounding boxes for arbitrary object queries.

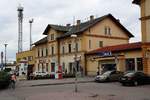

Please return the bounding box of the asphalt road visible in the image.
[0,82,150,100]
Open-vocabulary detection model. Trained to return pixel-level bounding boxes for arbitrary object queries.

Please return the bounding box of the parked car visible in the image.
[33,71,49,77]
[119,71,150,86]
[95,70,123,82]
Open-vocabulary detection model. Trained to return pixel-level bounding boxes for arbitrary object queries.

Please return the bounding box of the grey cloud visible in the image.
[0,0,141,61]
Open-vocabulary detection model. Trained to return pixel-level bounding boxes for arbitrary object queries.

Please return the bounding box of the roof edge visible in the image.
[132,0,140,5]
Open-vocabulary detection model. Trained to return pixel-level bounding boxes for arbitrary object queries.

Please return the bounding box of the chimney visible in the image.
[117,19,120,22]
[76,20,81,25]
[66,24,71,27]
[90,15,94,21]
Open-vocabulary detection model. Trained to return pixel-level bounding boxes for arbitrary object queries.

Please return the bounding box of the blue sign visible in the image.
[97,51,112,57]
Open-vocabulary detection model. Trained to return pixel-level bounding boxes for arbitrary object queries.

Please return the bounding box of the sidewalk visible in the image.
[17,77,94,87]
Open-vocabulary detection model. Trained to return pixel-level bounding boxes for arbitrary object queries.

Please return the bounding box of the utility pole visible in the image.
[71,34,78,92]
[1,52,4,70]
[4,44,8,69]
[29,19,34,50]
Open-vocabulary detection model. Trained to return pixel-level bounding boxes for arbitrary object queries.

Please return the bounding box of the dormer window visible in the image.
[50,34,54,40]
[104,26,111,36]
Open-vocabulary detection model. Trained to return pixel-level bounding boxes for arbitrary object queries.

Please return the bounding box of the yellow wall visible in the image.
[85,18,129,38]
[86,50,142,76]
[138,0,150,75]
[16,48,35,65]
[82,17,129,51]
[145,0,150,17]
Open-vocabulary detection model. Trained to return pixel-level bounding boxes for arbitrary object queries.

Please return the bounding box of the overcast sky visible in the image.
[0,0,140,61]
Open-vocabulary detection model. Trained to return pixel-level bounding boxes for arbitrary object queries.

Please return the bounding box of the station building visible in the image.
[33,14,134,76]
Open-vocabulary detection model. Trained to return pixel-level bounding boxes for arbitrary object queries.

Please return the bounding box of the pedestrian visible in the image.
[80,67,84,77]
[10,73,17,89]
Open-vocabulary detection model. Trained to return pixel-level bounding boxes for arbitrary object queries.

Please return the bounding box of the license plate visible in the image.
[122,78,126,80]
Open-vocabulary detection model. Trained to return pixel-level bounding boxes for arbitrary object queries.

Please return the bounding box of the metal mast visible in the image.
[29,19,33,50]
[17,5,24,53]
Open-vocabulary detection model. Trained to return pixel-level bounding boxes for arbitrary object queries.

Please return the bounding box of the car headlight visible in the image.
[101,76,107,79]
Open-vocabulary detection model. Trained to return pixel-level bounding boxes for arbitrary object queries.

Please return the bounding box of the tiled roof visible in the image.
[87,42,142,55]
[43,24,71,35]
[132,0,140,5]
[34,36,47,46]
[57,14,134,39]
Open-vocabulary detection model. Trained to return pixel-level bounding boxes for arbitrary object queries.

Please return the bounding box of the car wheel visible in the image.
[122,83,126,86]
[134,81,138,86]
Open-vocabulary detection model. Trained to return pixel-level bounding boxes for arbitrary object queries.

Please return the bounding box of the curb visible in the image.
[30,80,94,87]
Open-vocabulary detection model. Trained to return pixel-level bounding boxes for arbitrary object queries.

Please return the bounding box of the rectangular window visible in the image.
[62,62,65,72]
[28,56,33,61]
[99,41,103,47]
[51,34,54,40]
[38,49,40,57]
[104,27,111,35]
[108,27,111,35]
[46,48,48,56]
[46,63,49,72]
[137,58,143,71]
[51,46,54,55]
[75,43,78,52]
[42,64,44,72]
[89,40,91,49]
[51,63,55,72]
[62,46,65,54]
[68,44,71,53]
[104,27,107,35]
[42,49,43,57]
[125,58,135,71]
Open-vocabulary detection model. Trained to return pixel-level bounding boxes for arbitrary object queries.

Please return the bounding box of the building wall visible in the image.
[139,0,150,75]
[33,17,132,75]
[145,0,150,42]
[86,50,142,76]
[82,18,129,51]
[59,36,84,74]
[35,43,49,73]
[16,49,35,65]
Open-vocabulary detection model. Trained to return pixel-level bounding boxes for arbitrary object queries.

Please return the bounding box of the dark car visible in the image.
[119,71,150,86]
[95,70,123,82]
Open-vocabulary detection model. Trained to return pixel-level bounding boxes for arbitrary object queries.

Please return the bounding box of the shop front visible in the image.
[86,42,143,76]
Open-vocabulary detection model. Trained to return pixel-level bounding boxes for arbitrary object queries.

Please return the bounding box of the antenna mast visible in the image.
[17,4,24,53]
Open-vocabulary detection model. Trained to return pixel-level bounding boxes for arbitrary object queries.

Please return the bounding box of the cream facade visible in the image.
[133,0,150,75]
[33,14,133,76]
[86,43,143,76]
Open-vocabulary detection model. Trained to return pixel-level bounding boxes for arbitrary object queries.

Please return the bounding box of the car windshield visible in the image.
[124,72,135,77]
[103,71,112,76]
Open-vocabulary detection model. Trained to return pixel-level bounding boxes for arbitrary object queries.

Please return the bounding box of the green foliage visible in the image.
[4,68,11,72]
[0,71,10,88]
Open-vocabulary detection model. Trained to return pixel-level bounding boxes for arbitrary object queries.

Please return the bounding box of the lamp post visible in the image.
[71,34,78,92]
[29,18,34,50]
[4,44,8,69]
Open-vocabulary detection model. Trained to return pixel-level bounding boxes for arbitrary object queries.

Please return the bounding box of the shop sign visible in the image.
[39,59,46,63]
[97,51,112,57]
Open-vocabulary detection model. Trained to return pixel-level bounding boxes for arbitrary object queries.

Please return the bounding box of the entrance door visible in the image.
[101,64,116,73]
[126,58,135,71]
[51,63,55,72]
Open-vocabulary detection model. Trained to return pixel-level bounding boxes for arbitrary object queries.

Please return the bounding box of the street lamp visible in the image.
[29,18,34,50]
[4,44,8,69]
[71,34,78,92]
